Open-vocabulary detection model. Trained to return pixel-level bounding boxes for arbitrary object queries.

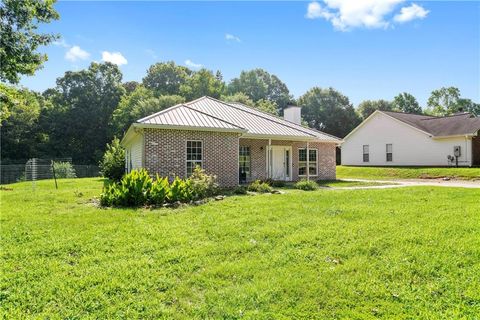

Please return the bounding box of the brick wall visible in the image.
[239,138,336,181]
[144,128,240,187]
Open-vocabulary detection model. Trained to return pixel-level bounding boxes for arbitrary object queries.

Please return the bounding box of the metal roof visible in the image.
[382,111,480,137]
[137,104,246,131]
[135,96,341,142]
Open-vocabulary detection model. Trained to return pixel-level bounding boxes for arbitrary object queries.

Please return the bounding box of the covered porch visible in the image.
[238,138,337,184]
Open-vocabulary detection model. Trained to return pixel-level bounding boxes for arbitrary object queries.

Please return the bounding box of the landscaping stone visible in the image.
[214,195,225,201]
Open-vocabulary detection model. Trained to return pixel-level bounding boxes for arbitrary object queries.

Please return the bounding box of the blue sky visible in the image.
[21,1,479,107]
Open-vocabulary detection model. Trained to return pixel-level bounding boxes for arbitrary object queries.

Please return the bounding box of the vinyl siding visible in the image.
[342,112,473,166]
[126,133,144,171]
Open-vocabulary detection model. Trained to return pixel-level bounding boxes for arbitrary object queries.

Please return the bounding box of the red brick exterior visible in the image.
[142,128,337,187]
[239,138,337,181]
[143,128,241,187]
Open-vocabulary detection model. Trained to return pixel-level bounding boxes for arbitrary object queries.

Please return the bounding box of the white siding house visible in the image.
[124,131,144,172]
[341,111,480,167]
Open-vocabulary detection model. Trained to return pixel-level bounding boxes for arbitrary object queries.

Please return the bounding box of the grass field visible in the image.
[1,178,479,318]
[337,165,480,181]
[316,180,394,188]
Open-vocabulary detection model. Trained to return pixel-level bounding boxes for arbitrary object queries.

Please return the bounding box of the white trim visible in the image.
[343,110,432,142]
[298,147,318,177]
[185,140,203,177]
[432,134,475,140]
[268,145,293,181]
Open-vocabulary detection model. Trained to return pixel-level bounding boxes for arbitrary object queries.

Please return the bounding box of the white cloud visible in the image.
[225,33,241,42]
[53,39,70,48]
[394,3,429,23]
[185,59,202,69]
[101,51,128,66]
[65,46,90,62]
[305,0,428,31]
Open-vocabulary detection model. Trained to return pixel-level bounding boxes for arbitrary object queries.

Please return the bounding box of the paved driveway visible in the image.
[340,178,480,189]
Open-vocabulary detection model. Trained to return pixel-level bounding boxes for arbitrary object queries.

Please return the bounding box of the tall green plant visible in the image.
[99,137,125,181]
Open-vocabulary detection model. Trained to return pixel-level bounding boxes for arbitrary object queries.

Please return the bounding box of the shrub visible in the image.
[52,162,76,178]
[150,175,170,205]
[233,186,247,195]
[100,169,152,207]
[188,166,218,200]
[269,180,285,188]
[247,180,273,193]
[168,177,194,203]
[295,179,318,191]
[99,137,125,182]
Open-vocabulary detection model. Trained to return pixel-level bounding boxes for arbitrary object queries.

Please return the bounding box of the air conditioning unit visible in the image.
[454,146,461,157]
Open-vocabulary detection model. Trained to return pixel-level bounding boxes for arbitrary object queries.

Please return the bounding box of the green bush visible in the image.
[188,166,218,200]
[99,137,125,182]
[150,175,170,205]
[233,186,248,195]
[100,169,152,207]
[169,177,194,203]
[52,162,77,178]
[295,179,318,191]
[269,180,285,188]
[247,180,273,193]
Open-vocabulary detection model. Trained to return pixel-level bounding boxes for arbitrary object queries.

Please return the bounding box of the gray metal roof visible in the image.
[382,111,480,137]
[136,96,341,142]
[137,104,246,131]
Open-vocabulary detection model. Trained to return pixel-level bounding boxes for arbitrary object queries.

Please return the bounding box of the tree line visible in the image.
[2,61,478,164]
[1,1,478,165]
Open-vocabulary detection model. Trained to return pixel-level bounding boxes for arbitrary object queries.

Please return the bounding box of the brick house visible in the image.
[121,96,341,187]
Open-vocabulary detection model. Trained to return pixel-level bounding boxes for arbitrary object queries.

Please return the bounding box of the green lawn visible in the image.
[317,180,395,188]
[1,178,479,318]
[337,165,480,181]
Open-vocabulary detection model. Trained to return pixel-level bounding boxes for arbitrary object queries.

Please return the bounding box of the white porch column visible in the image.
[267,139,272,179]
[306,141,310,181]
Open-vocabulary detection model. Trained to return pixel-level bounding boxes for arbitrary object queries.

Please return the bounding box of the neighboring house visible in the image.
[341,110,480,167]
[121,96,341,186]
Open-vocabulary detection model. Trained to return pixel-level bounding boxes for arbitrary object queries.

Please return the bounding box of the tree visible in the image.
[135,95,185,120]
[180,69,225,100]
[426,87,461,116]
[227,68,292,110]
[142,61,192,96]
[0,0,59,84]
[392,92,422,114]
[298,87,361,138]
[0,84,42,161]
[255,99,278,116]
[123,81,139,95]
[99,137,125,181]
[44,62,126,163]
[112,85,154,134]
[221,92,255,107]
[458,98,480,116]
[357,99,393,119]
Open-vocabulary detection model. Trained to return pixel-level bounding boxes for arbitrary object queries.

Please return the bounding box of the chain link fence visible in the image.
[1,159,100,184]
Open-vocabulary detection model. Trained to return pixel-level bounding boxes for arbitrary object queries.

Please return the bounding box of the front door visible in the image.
[269,146,292,180]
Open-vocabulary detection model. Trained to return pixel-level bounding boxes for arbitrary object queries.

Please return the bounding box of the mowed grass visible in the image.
[316,180,395,188]
[337,165,480,181]
[1,178,479,319]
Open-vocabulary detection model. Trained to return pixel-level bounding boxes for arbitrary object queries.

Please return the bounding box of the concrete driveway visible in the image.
[340,178,480,189]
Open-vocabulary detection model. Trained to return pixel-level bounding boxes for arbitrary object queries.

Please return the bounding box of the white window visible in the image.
[363,145,369,162]
[386,144,393,162]
[298,148,317,176]
[186,140,203,177]
[239,146,251,183]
